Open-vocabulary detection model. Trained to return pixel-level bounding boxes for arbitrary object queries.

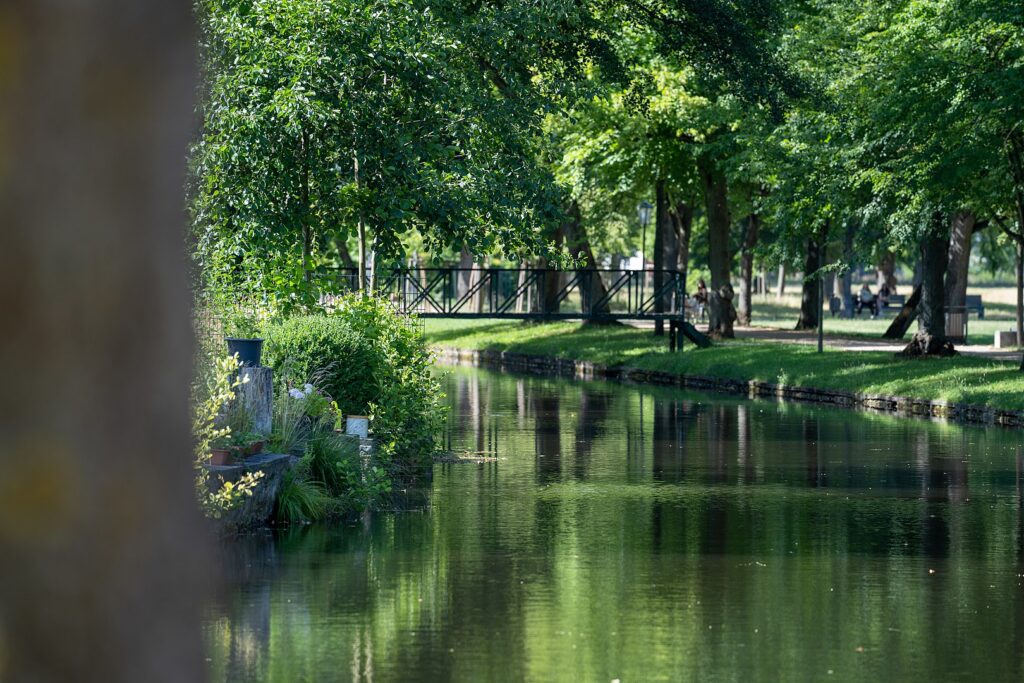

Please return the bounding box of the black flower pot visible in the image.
[225,337,264,367]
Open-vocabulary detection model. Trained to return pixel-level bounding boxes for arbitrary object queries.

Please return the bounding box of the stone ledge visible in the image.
[206,453,298,532]
[434,346,1024,429]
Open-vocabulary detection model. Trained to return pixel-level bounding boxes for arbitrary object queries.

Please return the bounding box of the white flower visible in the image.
[289,388,305,400]
[303,383,315,395]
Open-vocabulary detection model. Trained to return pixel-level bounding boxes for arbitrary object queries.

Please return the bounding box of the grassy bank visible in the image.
[425,319,1024,411]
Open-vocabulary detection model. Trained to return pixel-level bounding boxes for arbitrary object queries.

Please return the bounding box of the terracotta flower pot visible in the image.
[210,448,234,466]
[246,440,264,456]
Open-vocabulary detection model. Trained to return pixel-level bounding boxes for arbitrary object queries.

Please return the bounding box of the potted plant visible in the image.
[224,310,264,367]
[209,431,264,465]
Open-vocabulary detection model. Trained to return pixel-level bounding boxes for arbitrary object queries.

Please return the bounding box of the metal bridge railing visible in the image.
[319,267,688,321]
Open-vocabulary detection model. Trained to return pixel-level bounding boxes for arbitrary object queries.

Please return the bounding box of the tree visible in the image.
[1,0,207,679]
[192,0,574,304]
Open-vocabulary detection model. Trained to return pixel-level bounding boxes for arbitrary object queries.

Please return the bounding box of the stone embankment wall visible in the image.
[206,434,375,533]
[434,347,1024,429]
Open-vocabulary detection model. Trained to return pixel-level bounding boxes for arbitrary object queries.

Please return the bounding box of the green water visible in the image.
[206,367,1024,682]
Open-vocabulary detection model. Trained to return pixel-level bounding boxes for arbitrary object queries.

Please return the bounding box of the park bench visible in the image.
[879,294,905,316]
[965,294,985,319]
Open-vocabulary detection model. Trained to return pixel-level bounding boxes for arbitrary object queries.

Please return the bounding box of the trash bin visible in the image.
[945,307,968,343]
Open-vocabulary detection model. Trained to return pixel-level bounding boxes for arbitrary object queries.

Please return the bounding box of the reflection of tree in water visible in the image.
[207,371,1024,682]
[652,396,687,483]
[572,387,614,480]
[534,387,562,484]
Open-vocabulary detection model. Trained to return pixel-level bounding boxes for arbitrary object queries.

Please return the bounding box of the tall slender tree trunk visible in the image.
[355,156,366,294]
[795,237,821,330]
[945,211,975,311]
[738,213,760,325]
[1016,242,1023,363]
[653,180,678,334]
[1007,132,1024,370]
[1,1,208,680]
[672,201,694,294]
[300,128,312,283]
[699,156,734,338]
[901,216,956,356]
[834,222,855,318]
[776,264,786,300]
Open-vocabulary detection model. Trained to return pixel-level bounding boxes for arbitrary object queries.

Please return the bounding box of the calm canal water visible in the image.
[206,367,1024,682]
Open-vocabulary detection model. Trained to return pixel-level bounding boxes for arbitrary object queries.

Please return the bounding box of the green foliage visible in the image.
[273,471,329,524]
[304,432,357,498]
[264,316,380,414]
[264,295,445,472]
[192,354,264,518]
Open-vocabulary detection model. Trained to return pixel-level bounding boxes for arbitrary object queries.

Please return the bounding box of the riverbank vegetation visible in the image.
[426,320,1024,411]
[192,295,444,524]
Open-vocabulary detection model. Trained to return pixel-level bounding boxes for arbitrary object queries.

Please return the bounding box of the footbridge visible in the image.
[321,267,710,349]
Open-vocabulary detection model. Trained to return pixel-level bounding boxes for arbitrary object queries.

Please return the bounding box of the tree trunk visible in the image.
[653,180,678,334]
[835,223,855,318]
[900,220,956,356]
[0,1,208,680]
[355,156,367,294]
[944,211,975,310]
[336,237,356,270]
[538,227,565,314]
[1016,242,1023,362]
[883,285,921,339]
[876,250,897,292]
[699,156,735,338]
[737,214,760,325]
[776,264,786,300]
[795,237,821,330]
[561,201,612,318]
[299,128,313,284]
[672,201,694,293]
[458,248,483,313]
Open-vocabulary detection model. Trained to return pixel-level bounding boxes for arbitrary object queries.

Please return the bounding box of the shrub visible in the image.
[273,471,329,524]
[263,315,381,415]
[263,296,444,474]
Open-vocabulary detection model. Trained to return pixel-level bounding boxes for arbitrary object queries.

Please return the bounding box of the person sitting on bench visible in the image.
[857,284,878,318]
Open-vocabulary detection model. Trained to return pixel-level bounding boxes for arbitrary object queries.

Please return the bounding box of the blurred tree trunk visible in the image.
[698,156,735,338]
[0,1,209,681]
[876,250,897,292]
[776,264,786,300]
[653,180,678,335]
[737,213,760,325]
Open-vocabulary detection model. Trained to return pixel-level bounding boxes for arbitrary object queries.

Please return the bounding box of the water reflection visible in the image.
[207,368,1024,682]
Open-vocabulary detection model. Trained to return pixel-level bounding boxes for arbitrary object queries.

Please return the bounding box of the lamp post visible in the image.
[637,200,653,308]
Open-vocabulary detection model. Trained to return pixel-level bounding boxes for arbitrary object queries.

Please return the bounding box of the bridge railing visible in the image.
[319,267,688,320]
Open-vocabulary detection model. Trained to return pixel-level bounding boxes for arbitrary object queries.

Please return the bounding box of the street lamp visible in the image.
[637,200,653,305]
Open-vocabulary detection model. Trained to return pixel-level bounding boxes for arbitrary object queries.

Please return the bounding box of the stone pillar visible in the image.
[239,367,273,436]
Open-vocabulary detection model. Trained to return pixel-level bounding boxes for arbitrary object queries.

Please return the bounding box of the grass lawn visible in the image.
[425,318,1024,412]
[748,293,1018,346]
